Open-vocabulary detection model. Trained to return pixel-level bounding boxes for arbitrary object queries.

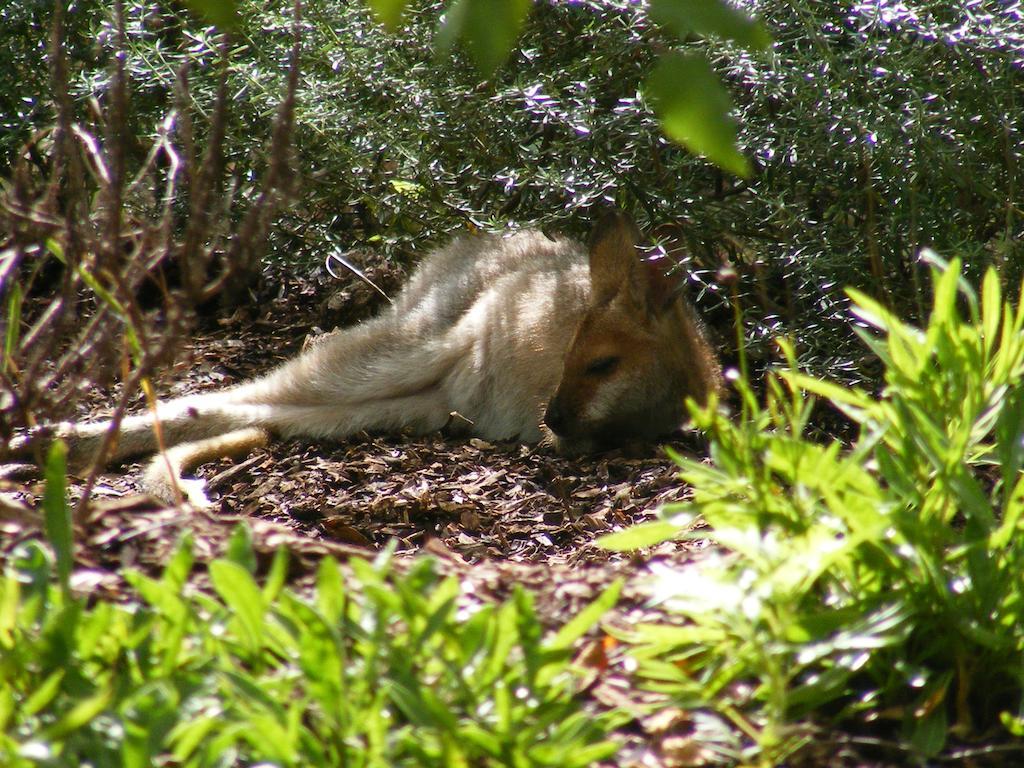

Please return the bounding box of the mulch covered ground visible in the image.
[0,261,924,767]
[2,258,710,590]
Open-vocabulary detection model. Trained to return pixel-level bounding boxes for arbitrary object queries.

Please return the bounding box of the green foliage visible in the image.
[0,2,100,166]
[3,1,1019,387]
[604,259,1024,762]
[376,0,764,170]
[731,1,1023,372]
[3,283,21,375]
[434,0,534,76]
[182,0,240,30]
[645,0,768,176]
[40,443,72,601]
[646,52,749,178]
[0,535,622,767]
[649,0,770,51]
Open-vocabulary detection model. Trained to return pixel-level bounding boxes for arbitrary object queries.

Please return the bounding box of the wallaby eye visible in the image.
[584,355,620,376]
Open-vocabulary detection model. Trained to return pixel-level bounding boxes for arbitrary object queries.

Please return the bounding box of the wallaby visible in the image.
[12,212,722,505]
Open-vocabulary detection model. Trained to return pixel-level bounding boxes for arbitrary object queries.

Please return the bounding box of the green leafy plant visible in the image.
[604,256,1024,763]
[5,1,1019,400]
[1,528,622,767]
[368,0,767,174]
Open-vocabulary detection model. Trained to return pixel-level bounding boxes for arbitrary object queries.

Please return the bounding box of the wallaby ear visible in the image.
[587,211,642,305]
[642,256,686,313]
[588,211,684,314]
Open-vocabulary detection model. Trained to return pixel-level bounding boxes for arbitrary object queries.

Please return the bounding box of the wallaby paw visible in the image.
[143,457,214,508]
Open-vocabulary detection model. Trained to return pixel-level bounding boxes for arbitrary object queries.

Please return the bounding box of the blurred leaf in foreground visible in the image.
[646,52,751,177]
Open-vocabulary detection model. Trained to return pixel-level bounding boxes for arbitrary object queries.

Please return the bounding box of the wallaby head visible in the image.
[543,212,722,451]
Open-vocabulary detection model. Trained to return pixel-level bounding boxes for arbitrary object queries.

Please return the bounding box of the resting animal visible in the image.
[12,212,722,505]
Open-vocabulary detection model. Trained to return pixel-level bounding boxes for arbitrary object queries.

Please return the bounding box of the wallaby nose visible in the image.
[544,399,567,435]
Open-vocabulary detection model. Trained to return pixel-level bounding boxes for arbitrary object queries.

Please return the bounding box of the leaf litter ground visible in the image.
[0,261,939,767]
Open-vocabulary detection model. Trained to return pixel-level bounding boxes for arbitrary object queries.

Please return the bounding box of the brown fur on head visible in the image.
[543,211,722,452]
